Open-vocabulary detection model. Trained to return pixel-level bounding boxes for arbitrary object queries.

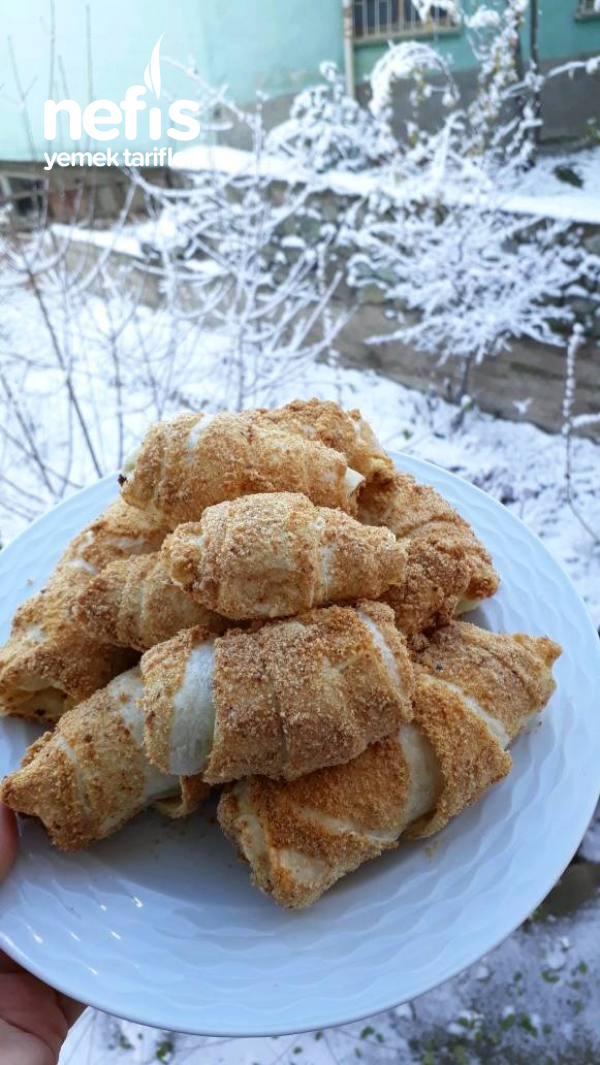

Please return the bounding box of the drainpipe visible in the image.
[342,0,356,98]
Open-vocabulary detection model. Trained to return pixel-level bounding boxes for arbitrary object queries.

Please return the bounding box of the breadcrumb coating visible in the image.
[74,552,229,651]
[219,736,412,909]
[0,500,167,723]
[358,472,500,633]
[141,601,413,784]
[163,493,406,620]
[0,668,208,850]
[260,398,393,481]
[120,411,361,528]
[208,600,413,783]
[410,621,561,746]
[405,675,511,839]
[218,624,560,908]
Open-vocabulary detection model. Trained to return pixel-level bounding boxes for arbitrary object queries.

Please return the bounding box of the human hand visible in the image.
[0,804,84,1065]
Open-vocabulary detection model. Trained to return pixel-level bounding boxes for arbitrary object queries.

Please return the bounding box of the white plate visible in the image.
[0,456,598,1037]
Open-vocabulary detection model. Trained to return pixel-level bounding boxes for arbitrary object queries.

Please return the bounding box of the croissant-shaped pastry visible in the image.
[120,411,365,529]
[0,500,168,723]
[0,668,208,850]
[141,601,413,783]
[218,622,560,908]
[73,553,229,651]
[259,398,393,481]
[162,493,406,620]
[358,472,499,633]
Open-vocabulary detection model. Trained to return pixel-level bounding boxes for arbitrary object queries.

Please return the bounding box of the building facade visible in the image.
[1,0,599,163]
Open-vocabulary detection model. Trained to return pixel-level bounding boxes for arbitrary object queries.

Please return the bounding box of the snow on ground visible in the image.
[48,222,227,276]
[508,147,600,223]
[471,145,600,225]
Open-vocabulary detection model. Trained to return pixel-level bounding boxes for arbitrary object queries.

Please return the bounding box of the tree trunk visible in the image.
[529,0,542,162]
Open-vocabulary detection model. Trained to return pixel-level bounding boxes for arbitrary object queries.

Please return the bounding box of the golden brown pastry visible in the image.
[358,472,499,633]
[0,500,168,723]
[120,411,365,529]
[259,398,393,481]
[163,493,406,620]
[74,553,229,651]
[218,622,560,908]
[0,668,208,850]
[141,601,413,783]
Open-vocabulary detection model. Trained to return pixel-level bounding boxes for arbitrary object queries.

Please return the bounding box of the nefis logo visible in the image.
[43,35,199,170]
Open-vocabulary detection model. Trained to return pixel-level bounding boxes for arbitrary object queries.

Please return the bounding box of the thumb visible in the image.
[0,805,18,881]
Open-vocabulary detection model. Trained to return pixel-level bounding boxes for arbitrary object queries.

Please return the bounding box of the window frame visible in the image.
[352,0,462,46]
[576,0,600,20]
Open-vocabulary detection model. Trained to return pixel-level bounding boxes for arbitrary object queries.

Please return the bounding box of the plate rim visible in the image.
[0,456,598,1037]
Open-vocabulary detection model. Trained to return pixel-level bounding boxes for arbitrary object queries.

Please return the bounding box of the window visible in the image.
[0,173,44,219]
[353,1,459,42]
[577,0,600,16]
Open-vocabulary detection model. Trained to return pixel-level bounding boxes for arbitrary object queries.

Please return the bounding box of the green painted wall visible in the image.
[1,1,599,162]
[0,1,209,159]
[0,0,345,162]
[539,0,600,59]
[197,0,343,101]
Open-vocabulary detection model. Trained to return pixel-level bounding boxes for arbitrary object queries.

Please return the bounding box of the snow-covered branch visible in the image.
[349,201,600,403]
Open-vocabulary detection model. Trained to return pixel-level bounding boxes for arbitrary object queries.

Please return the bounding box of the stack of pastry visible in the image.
[0,400,560,908]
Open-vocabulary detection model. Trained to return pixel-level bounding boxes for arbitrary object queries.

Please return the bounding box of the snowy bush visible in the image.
[0,224,199,528]
[133,162,346,412]
[265,61,396,173]
[464,0,534,162]
[0,104,348,531]
[366,1,598,186]
[349,202,600,401]
[369,40,458,127]
[259,0,600,204]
